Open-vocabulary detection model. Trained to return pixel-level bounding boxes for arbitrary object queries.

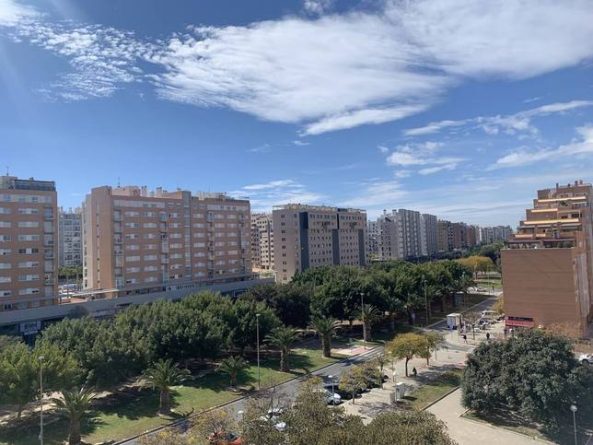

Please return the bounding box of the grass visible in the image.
[404,369,462,411]
[0,348,341,445]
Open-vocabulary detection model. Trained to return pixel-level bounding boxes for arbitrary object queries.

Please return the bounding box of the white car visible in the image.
[316,388,342,405]
[579,353,593,365]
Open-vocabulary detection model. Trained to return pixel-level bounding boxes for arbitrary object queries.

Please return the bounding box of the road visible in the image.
[118,294,498,444]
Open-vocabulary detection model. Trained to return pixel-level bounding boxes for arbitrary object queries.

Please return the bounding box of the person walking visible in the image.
[486,332,491,341]
[462,334,467,344]
[412,367,417,377]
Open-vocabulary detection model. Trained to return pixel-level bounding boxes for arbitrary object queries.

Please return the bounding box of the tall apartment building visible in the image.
[0,176,58,311]
[420,213,438,256]
[437,220,452,252]
[375,211,402,261]
[367,220,379,258]
[481,225,513,244]
[58,208,82,267]
[82,186,251,296]
[273,205,367,283]
[502,181,593,335]
[397,209,422,258]
[251,213,274,271]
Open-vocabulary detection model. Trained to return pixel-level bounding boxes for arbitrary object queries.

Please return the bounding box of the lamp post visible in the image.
[570,403,578,445]
[360,292,365,348]
[38,355,45,445]
[423,279,429,325]
[256,313,261,390]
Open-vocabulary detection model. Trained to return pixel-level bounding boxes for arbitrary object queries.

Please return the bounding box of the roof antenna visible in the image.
[117,177,121,187]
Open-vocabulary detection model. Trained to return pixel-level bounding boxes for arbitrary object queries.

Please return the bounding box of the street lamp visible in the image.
[360,292,365,348]
[256,313,261,390]
[570,403,578,445]
[38,355,45,445]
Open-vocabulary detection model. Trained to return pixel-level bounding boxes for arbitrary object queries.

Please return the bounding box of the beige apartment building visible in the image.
[502,181,593,335]
[273,204,367,283]
[82,186,251,297]
[251,213,274,271]
[0,176,58,312]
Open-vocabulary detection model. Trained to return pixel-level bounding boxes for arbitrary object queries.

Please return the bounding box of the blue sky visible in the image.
[1,0,593,226]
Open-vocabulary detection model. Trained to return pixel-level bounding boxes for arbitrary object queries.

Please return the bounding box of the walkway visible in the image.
[428,389,553,445]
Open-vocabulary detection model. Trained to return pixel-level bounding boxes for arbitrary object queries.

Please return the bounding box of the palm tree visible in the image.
[142,359,190,414]
[52,386,96,445]
[359,304,379,342]
[310,316,337,358]
[218,356,249,388]
[265,327,299,372]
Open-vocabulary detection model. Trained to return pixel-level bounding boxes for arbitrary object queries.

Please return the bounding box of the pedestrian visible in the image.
[412,367,417,377]
[486,332,490,341]
[462,334,467,343]
[503,327,508,338]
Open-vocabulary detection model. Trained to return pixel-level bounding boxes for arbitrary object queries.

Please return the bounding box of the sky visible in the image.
[1,0,593,227]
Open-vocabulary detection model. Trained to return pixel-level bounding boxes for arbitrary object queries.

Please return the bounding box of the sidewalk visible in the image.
[428,389,553,445]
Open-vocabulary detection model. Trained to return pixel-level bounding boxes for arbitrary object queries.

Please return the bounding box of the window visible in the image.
[0,207,10,215]
[18,261,38,268]
[0,235,11,242]
[125,255,140,262]
[0,222,11,228]
[18,221,39,228]
[19,274,39,282]
[125,222,140,229]
[0,276,11,283]
[18,234,40,242]
[18,248,39,254]
[143,255,158,261]
[0,290,11,297]
[143,223,158,229]
[19,288,40,295]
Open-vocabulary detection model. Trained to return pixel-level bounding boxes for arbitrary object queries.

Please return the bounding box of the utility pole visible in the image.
[360,292,365,348]
[256,313,261,389]
[38,355,45,445]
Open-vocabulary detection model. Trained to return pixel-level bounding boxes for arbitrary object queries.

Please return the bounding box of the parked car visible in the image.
[579,353,593,365]
[480,310,498,320]
[323,383,359,400]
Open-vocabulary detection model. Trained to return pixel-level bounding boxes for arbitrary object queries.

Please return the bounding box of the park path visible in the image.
[428,389,554,445]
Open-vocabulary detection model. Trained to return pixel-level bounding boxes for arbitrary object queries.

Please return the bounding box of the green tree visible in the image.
[310,316,337,358]
[338,366,367,403]
[52,386,96,445]
[265,327,299,372]
[0,342,37,418]
[462,330,593,432]
[424,332,445,366]
[359,304,380,342]
[387,333,430,377]
[218,356,249,388]
[141,359,190,414]
[365,411,456,444]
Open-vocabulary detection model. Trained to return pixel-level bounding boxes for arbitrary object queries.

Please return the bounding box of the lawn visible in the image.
[0,347,341,445]
[404,369,462,411]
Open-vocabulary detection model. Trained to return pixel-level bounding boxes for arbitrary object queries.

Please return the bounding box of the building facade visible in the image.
[376,211,402,261]
[501,181,593,335]
[251,213,274,271]
[397,209,422,259]
[367,220,379,259]
[0,176,58,312]
[273,204,367,283]
[481,225,513,244]
[58,208,82,267]
[421,213,438,257]
[83,186,251,297]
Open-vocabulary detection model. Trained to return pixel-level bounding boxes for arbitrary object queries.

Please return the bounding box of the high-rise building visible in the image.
[480,225,513,244]
[375,211,402,261]
[58,208,82,267]
[397,209,422,259]
[251,213,274,271]
[502,180,593,335]
[0,176,58,311]
[82,186,251,297]
[273,204,367,283]
[367,220,379,259]
[437,220,453,252]
[421,213,438,256]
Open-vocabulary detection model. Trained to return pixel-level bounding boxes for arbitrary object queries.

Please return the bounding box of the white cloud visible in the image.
[3,0,593,134]
[405,100,593,137]
[232,179,324,211]
[385,141,463,174]
[340,179,407,208]
[292,140,310,147]
[378,145,389,154]
[492,124,593,168]
[0,0,36,26]
[303,0,334,15]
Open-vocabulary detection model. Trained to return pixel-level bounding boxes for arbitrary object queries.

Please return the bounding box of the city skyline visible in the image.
[2,0,593,226]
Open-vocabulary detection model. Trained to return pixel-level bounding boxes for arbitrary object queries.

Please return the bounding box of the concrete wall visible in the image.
[501,248,585,332]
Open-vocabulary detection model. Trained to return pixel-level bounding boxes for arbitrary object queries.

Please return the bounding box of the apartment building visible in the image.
[273,205,366,283]
[367,220,379,258]
[251,213,274,271]
[501,181,593,335]
[58,208,82,267]
[375,211,402,261]
[0,176,58,312]
[397,209,422,259]
[420,213,438,257]
[481,225,513,244]
[437,220,453,252]
[82,186,251,296]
